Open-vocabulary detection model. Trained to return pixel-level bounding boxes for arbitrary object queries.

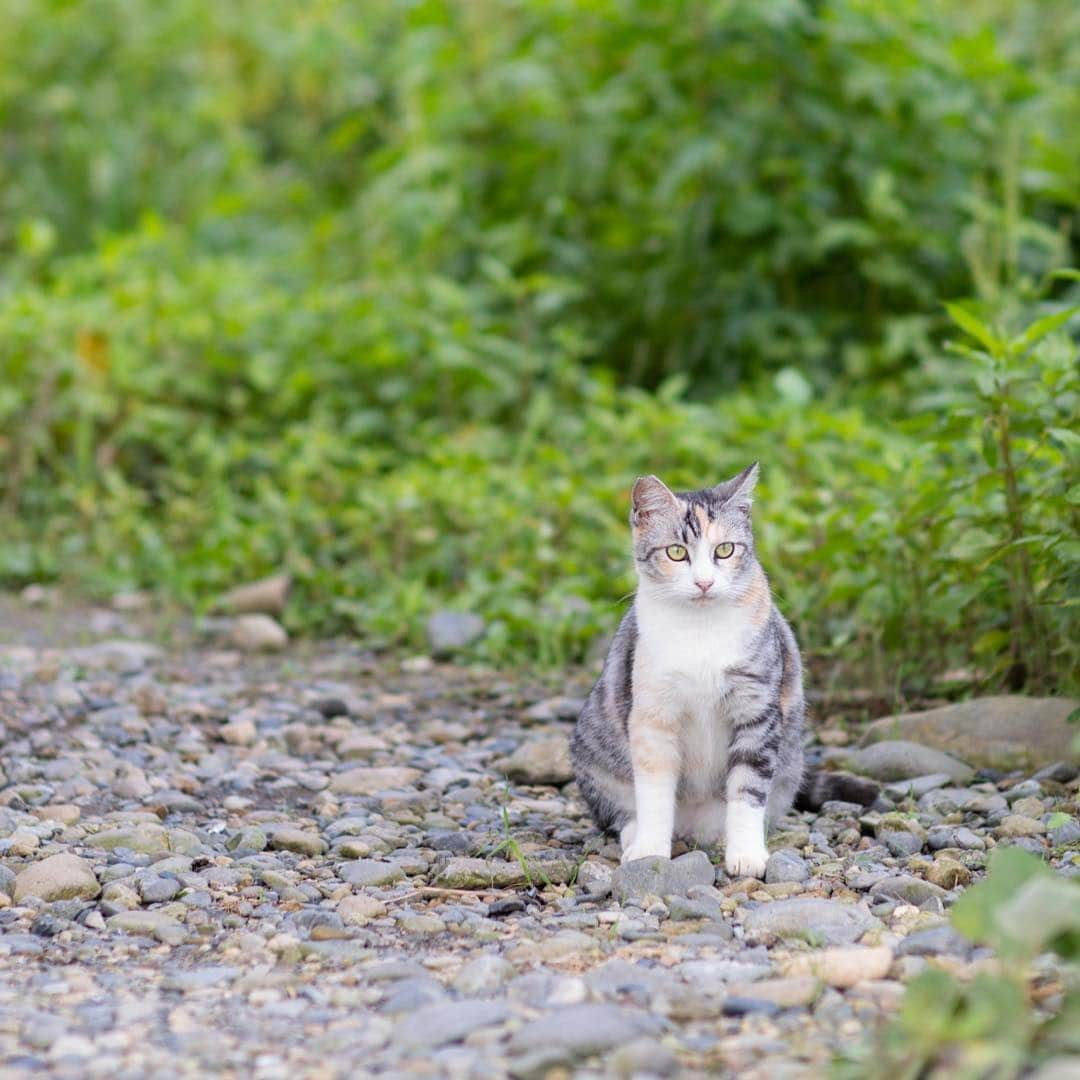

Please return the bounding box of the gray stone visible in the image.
[379,978,446,1014]
[1032,762,1080,784]
[612,851,715,902]
[338,860,405,887]
[394,1001,508,1050]
[679,959,773,986]
[927,826,985,851]
[106,910,186,945]
[426,611,486,656]
[765,849,810,884]
[137,876,180,904]
[499,736,573,786]
[508,1003,664,1059]
[869,875,948,908]
[883,773,953,800]
[742,898,876,946]
[267,827,328,857]
[666,895,722,921]
[433,856,574,889]
[860,696,1079,771]
[610,1039,680,1079]
[841,741,973,784]
[1048,818,1080,847]
[897,926,973,958]
[452,955,516,996]
[0,863,19,898]
[882,830,924,858]
[87,823,171,854]
[226,826,267,852]
[330,766,421,796]
[13,854,101,903]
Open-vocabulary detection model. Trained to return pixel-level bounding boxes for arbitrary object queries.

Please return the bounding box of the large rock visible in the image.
[499,736,573,786]
[13,854,101,903]
[612,851,715,902]
[742,898,876,946]
[860,697,1079,771]
[840,740,973,784]
[426,611,485,656]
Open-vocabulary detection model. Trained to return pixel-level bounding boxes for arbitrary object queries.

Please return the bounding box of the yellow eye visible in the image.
[665,544,688,562]
[714,542,735,560]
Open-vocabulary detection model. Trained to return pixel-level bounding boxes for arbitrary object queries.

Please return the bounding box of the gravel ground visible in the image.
[1,598,1078,1079]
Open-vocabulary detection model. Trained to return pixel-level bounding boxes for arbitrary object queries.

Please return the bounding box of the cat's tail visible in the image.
[794,768,879,812]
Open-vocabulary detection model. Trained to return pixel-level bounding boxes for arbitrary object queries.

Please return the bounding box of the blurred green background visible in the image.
[1,0,1077,692]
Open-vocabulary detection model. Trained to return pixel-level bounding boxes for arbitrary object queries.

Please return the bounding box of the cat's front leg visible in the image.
[723,706,779,878]
[622,706,679,863]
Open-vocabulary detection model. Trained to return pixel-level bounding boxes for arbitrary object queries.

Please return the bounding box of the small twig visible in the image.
[389,885,519,903]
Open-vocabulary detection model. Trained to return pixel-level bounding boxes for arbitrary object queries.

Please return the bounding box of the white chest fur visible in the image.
[634,598,754,796]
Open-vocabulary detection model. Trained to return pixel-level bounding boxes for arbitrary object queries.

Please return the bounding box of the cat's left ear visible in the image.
[716,462,759,515]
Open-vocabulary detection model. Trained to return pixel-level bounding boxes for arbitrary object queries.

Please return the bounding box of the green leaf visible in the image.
[944,303,1002,355]
[950,848,1059,958]
[1048,427,1080,454]
[1011,305,1080,356]
[992,875,1080,959]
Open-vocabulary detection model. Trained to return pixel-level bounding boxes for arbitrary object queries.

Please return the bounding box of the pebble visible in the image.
[228,614,288,652]
[743,898,877,946]
[764,849,810,884]
[394,1001,508,1050]
[338,860,406,887]
[105,910,186,945]
[612,850,715,902]
[782,946,893,988]
[507,1003,664,1061]
[499,736,574,786]
[12,854,101,904]
[996,814,1047,838]
[330,767,421,796]
[266,827,328,857]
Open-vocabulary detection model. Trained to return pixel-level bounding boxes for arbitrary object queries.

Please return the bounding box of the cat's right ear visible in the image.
[631,475,676,527]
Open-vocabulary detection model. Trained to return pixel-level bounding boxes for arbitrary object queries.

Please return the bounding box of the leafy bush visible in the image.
[3,1,1078,385]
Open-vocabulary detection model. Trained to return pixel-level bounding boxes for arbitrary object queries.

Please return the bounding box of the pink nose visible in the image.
[694,580,712,594]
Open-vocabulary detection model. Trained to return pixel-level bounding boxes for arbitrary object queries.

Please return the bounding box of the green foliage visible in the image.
[0,0,1078,690]
[838,849,1080,1079]
[2,0,1079,385]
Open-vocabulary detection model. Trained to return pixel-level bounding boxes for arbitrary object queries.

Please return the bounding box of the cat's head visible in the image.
[630,463,761,606]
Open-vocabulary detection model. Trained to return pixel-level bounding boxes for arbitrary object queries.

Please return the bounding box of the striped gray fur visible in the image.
[570,463,815,878]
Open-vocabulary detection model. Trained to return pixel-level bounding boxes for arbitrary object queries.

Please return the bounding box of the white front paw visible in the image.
[620,838,672,864]
[724,841,768,879]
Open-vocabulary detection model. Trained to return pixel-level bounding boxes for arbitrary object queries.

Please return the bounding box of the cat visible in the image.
[570,463,875,878]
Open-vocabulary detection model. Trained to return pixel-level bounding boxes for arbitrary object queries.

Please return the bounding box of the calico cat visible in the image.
[570,463,874,877]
